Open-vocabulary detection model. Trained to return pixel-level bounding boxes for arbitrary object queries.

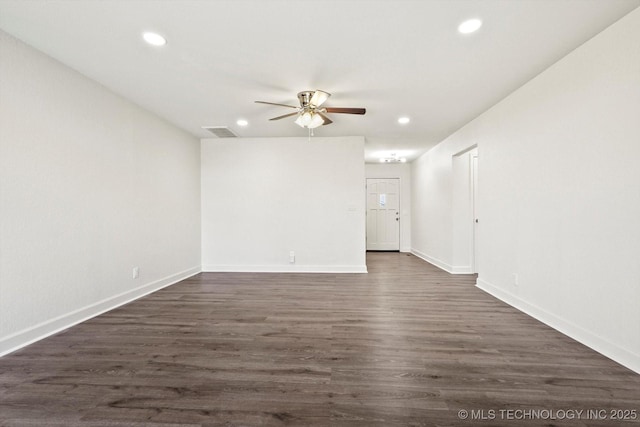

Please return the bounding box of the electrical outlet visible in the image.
[289,251,295,263]
[133,267,139,279]
[513,273,519,286]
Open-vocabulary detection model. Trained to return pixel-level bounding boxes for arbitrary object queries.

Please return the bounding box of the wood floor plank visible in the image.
[1,252,639,426]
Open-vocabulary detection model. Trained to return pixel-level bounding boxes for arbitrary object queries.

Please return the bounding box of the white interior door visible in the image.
[366,178,400,251]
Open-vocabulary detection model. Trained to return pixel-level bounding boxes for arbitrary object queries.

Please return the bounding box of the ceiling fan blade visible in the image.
[269,112,300,121]
[318,112,333,125]
[310,90,331,108]
[255,101,299,109]
[324,107,366,115]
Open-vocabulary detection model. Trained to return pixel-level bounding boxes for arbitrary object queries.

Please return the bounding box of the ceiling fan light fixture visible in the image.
[310,90,330,108]
[294,113,312,128]
[308,113,325,129]
[379,153,407,163]
[301,111,313,126]
[295,111,324,129]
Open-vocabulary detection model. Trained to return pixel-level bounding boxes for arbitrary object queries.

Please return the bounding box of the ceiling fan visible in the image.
[255,90,366,130]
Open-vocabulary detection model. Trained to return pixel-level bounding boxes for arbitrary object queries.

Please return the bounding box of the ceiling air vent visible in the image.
[202,126,237,138]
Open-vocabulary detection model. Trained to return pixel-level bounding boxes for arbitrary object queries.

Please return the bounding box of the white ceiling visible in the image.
[1,0,638,162]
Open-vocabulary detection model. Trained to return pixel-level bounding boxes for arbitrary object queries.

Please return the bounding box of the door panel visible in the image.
[366,178,400,250]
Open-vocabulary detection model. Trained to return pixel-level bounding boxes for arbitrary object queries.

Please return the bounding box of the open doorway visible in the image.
[452,147,478,274]
[471,150,479,274]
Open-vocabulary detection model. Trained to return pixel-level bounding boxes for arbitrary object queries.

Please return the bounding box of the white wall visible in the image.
[201,137,366,273]
[0,30,201,355]
[365,162,411,252]
[411,8,640,373]
[410,143,454,271]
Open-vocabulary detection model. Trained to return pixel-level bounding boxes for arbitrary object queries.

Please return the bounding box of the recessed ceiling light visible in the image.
[458,18,482,34]
[398,117,410,124]
[236,119,248,126]
[142,32,167,46]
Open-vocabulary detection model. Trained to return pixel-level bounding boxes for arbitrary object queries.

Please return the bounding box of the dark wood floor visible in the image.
[1,253,639,426]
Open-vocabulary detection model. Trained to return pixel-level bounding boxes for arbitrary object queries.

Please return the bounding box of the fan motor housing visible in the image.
[297,91,314,108]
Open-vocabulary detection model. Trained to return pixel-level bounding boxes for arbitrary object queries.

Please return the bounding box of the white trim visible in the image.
[452,144,479,158]
[452,265,473,274]
[0,266,201,357]
[202,264,368,273]
[411,248,454,273]
[476,278,640,375]
[411,249,473,275]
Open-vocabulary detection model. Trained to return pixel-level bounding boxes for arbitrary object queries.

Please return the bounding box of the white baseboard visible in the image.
[410,249,473,275]
[411,249,454,273]
[451,265,473,274]
[476,277,640,375]
[202,264,368,273]
[0,266,201,357]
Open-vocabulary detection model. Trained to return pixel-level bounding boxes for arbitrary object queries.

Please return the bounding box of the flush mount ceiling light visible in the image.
[379,153,407,163]
[142,31,167,46]
[458,18,482,34]
[398,117,410,124]
[236,119,248,126]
